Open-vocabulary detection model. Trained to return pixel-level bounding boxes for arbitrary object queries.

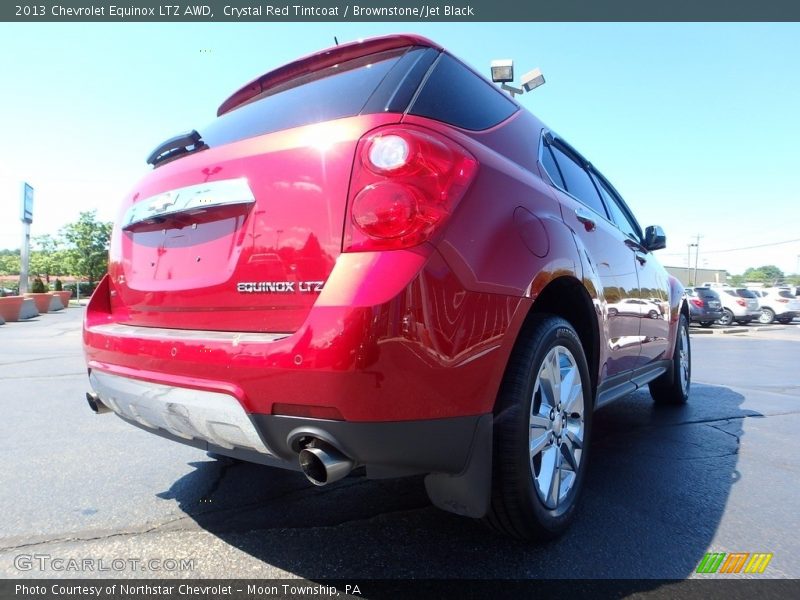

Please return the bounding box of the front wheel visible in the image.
[758,308,775,324]
[649,313,691,405]
[485,315,593,541]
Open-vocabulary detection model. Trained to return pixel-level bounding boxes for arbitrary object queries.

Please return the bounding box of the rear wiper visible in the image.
[146,130,208,168]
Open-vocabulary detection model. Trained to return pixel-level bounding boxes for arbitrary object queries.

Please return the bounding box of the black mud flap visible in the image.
[424,413,493,518]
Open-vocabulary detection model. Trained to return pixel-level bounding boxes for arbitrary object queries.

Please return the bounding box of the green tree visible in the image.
[728,274,745,286]
[742,265,784,284]
[60,211,112,284]
[0,250,21,275]
[29,234,66,283]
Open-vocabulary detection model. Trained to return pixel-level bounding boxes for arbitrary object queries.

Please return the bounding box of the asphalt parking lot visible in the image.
[1,307,798,581]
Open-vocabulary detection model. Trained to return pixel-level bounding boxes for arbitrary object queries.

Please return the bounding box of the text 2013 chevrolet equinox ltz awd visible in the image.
[83,35,690,540]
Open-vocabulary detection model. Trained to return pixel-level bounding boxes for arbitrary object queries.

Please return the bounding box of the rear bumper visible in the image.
[773,310,797,320]
[89,368,486,477]
[729,309,759,321]
[689,308,722,322]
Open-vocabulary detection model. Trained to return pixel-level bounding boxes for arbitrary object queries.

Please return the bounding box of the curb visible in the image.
[690,325,787,336]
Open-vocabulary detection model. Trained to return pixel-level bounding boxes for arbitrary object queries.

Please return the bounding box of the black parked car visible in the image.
[686,287,723,327]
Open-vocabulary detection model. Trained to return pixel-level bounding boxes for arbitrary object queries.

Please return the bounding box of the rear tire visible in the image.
[717,309,734,326]
[484,315,593,541]
[649,313,691,405]
[777,318,793,324]
[759,308,775,324]
[700,321,713,328]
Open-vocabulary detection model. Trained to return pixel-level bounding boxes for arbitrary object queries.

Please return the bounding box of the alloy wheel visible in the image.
[678,323,690,394]
[528,345,585,510]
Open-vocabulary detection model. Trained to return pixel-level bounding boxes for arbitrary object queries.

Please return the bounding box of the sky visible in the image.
[1,22,799,275]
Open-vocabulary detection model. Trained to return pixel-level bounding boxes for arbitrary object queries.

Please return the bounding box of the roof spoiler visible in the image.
[216,34,443,117]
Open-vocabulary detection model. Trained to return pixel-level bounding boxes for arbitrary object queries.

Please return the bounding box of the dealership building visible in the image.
[665,266,728,287]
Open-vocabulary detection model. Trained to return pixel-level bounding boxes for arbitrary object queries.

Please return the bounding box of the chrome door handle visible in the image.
[575,208,596,232]
[623,238,648,264]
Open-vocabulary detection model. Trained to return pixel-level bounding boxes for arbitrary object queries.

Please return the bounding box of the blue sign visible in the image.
[21,182,33,223]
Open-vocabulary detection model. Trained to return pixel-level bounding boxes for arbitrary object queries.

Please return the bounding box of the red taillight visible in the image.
[736,298,746,306]
[690,298,704,308]
[344,126,478,252]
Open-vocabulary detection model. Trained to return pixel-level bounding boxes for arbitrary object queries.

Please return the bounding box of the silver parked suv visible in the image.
[752,288,800,324]
[713,287,761,326]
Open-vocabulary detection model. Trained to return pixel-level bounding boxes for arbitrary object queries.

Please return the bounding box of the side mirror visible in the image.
[644,225,666,251]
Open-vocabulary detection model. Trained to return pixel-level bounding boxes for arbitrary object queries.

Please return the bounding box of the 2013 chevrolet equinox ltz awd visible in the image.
[83,35,690,540]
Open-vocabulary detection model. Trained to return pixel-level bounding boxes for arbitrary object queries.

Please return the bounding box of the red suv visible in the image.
[83,34,690,540]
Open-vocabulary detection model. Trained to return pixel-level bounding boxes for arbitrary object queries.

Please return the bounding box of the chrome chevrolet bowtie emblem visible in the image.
[122,178,255,230]
[149,193,177,213]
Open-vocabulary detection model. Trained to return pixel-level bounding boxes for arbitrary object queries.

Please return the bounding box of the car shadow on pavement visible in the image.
[158,383,757,583]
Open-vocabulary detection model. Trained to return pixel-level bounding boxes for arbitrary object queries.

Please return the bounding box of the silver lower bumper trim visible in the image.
[89,370,274,455]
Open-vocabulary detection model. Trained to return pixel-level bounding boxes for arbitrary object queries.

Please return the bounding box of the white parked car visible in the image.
[607,298,663,319]
[716,287,761,326]
[753,288,800,324]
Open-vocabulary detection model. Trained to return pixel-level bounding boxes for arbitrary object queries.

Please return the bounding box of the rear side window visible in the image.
[201,48,421,147]
[548,145,609,218]
[591,173,641,241]
[778,290,794,299]
[540,145,565,188]
[736,289,757,298]
[409,54,518,130]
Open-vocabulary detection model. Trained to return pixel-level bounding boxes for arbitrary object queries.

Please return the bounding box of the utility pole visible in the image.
[692,234,703,288]
[687,241,698,285]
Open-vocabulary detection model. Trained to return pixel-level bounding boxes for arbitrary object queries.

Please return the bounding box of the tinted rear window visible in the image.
[549,145,609,218]
[736,289,757,298]
[694,288,719,299]
[540,145,565,188]
[200,48,417,147]
[409,54,518,130]
[778,290,794,298]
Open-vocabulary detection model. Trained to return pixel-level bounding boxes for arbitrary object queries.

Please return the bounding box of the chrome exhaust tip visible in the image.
[298,444,354,486]
[86,392,111,414]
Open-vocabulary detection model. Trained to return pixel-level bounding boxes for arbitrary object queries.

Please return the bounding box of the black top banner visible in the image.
[2,0,800,22]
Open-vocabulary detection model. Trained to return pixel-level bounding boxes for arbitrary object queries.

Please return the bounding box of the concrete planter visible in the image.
[54,291,72,307]
[48,294,65,312]
[19,298,39,319]
[0,296,26,322]
[24,293,54,314]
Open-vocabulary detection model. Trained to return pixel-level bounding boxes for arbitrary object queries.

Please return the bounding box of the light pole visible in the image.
[691,234,703,287]
[688,243,698,285]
